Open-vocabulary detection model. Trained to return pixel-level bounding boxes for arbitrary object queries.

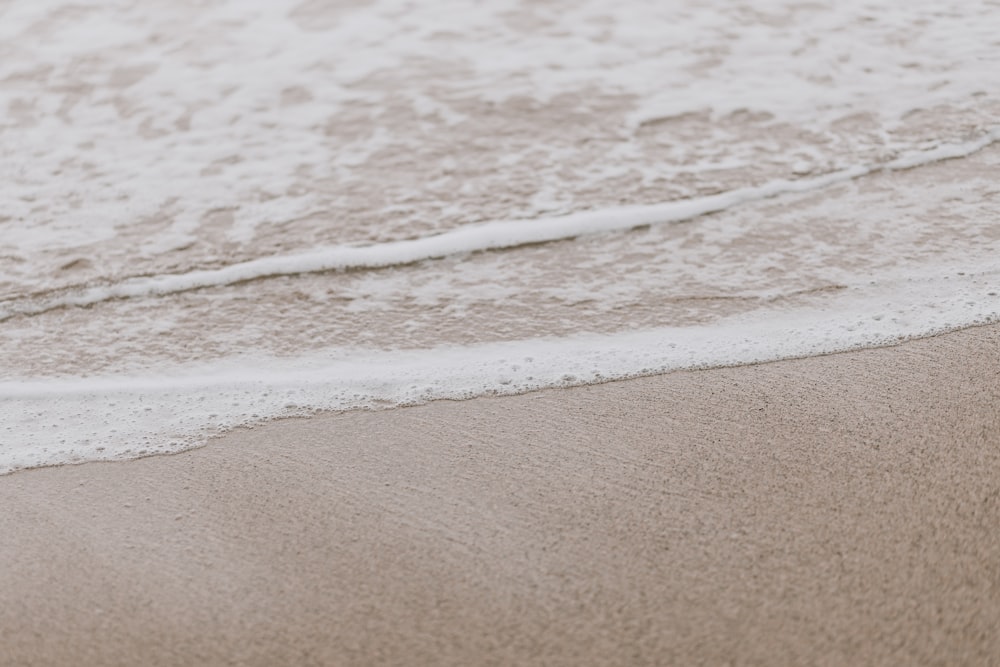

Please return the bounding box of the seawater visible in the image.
[2,0,1000,473]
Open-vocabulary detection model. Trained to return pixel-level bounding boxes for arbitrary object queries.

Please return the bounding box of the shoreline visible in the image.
[2,323,999,665]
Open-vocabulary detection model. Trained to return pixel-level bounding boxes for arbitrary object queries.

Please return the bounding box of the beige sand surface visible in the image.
[2,325,999,666]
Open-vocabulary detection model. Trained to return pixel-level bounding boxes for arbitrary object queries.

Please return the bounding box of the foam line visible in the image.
[2,128,997,322]
[3,265,1000,474]
[1,265,995,400]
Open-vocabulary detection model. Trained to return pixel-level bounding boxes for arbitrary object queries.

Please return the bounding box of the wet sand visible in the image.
[2,324,999,666]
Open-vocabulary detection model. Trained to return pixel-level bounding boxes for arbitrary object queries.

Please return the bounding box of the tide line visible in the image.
[2,127,998,322]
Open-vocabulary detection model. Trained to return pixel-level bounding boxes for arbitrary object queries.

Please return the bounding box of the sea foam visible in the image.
[3,128,998,323]
[3,0,1000,474]
[3,265,999,474]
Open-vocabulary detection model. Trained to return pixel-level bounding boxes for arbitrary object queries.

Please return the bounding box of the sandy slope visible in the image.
[2,324,999,666]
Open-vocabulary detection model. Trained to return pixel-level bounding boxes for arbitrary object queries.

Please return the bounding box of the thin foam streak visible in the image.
[2,128,997,322]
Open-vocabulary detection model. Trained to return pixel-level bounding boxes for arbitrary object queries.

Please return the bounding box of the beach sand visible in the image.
[2,324,999,666]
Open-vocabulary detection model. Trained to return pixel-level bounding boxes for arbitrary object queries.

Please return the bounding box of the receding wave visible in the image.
[3,265,999,474]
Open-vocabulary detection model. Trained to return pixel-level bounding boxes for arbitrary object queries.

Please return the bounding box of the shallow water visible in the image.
[2,0,1000,472]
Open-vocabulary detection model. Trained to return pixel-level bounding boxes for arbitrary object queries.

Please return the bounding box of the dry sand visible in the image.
[2,324,999,666]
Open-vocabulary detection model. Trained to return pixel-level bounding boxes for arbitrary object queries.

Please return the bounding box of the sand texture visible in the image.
[2,324,1000,666]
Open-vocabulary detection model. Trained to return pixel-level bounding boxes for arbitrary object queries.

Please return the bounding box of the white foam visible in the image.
[4,1,1000,475]
[3,128,997,323]
[4,0,1000,298]
[3,266,999,474]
